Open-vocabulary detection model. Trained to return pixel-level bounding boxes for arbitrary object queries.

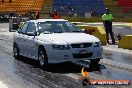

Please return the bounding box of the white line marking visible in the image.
[0,81,8,88]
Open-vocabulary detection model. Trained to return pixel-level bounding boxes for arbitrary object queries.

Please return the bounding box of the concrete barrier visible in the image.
[92,26,107,45]
[130,37,132,50]
[118,35,132,49]
[77,25,107,45]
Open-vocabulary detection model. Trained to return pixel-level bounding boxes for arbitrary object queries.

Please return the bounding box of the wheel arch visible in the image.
[38,45,45,51]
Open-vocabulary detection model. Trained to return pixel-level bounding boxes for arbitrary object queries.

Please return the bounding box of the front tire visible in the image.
[89,59,100,70]
[13,44,20,59]
[38,48,48,69]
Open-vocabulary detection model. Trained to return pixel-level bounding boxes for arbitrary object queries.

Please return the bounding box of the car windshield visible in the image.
[37,21,82,34]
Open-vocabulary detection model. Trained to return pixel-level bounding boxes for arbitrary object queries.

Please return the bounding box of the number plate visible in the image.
[79,50,88,54]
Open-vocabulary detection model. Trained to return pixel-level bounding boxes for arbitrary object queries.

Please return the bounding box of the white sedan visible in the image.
[13,19,103,69]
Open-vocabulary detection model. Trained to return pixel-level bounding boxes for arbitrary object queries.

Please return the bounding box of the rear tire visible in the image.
[38,48,48,70]
[13,44,20,59]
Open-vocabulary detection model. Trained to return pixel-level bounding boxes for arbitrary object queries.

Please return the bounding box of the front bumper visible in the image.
[45,46,103,63]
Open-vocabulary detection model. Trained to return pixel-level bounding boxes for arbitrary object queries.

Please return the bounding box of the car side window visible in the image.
[20,22,29,34]
[26,22,36,34]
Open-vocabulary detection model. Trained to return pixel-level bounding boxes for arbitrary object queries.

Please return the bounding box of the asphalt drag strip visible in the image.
[74,60,132,80]
[0,49,95,88]
[103,50,132,66]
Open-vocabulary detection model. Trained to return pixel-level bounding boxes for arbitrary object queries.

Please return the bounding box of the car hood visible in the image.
[38,33,100,44]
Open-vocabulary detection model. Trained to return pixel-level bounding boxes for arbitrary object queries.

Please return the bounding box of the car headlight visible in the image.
[94,42,101,47]
[52,45,70,50]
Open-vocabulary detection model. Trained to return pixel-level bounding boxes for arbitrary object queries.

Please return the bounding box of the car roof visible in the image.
[30,19,68,23]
